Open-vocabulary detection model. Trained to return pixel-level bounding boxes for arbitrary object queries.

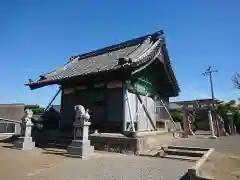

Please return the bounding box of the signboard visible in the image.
[63,88,74,95]
[107,80,122,88]
[126,78,154,95]
[94,83,104,88]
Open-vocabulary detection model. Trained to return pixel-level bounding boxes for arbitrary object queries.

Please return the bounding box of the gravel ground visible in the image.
[3,131,238,180]
[0,142,193,180]
[0,144,67,180]
[25,152,192,180]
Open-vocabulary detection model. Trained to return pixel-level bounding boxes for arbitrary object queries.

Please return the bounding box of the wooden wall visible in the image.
[60,81,124,133]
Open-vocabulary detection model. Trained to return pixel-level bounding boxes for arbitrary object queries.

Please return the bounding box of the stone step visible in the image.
[162,145,209,152]
[160,154,200,162]
[139,149,161,157]
[163,148,205,157]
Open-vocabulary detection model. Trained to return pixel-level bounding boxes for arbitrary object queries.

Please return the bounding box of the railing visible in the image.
[0,118,21,135]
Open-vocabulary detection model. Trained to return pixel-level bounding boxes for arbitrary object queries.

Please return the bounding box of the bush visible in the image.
[24,104,45,115]
[170,110,183,122]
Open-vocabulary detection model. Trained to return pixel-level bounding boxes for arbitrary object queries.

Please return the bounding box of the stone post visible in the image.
[67,105,94,159]
[14,109,35,150]
[227,112,234,136]
[234,125,237,135]
[208,110,217,139]
[182,108,189,138]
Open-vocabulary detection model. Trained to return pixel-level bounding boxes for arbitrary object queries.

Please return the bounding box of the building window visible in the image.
[0,122,15,133]
[155,105,169,120]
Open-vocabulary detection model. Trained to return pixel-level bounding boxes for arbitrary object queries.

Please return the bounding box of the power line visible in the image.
[202,65,218,100]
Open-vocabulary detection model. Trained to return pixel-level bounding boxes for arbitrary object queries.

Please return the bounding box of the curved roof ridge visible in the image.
[126,36,152,62]
[71,31,162,61]
[134,37,163,63]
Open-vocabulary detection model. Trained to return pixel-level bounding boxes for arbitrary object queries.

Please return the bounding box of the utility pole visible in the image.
[202,65,218,100]
[202,65,218,139]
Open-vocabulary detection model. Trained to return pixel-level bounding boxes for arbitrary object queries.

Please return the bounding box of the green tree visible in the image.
[170,109,184,122]
[24,104,45,115]
[216,100,240,133]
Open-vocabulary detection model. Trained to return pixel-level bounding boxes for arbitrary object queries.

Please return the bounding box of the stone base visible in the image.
[208,135,217,139]
[67,140,94,159]
[89,133,149,155]
[14,137,35,150]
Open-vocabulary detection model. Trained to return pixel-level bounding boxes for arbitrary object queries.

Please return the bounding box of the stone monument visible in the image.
[14,109,35,150]
[67,105,94,159]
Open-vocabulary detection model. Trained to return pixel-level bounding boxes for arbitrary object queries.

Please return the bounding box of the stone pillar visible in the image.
[208,110,217,139]
[67,105,94,159]
[182,108,189,138]
[227,112,234,136]
[14,109,35,150]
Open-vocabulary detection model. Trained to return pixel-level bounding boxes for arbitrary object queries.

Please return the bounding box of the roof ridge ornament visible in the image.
[69,56,75,62]
[155,30,165,41]
[39,75,46,80]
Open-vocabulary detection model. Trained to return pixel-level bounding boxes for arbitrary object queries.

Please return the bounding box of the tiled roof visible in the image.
[26,31,178,91]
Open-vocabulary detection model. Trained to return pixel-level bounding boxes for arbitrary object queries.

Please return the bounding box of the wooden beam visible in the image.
[44,87,61,112]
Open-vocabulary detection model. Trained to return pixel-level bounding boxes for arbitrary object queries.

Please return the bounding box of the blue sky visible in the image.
[1,0,239,107]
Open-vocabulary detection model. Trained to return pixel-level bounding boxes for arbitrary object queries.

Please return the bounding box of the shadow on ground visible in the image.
[0,135,19,143]
[2,145,14,149]
[179,172,189,180]
[42,148,67,156]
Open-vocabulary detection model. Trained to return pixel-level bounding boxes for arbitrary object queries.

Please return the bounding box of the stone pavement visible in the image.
[0,143,193,180]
